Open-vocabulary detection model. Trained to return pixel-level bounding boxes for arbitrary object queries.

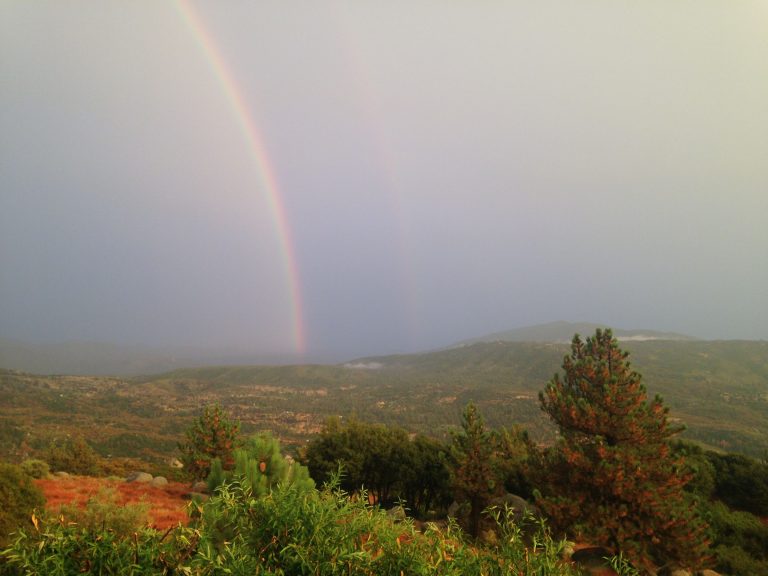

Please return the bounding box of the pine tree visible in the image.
[207,432,315,497]
[178,404,240,481]
[450,403,503,538]
[538,329,710,572]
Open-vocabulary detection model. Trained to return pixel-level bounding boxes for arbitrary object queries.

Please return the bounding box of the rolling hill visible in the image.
[2,337,767,465]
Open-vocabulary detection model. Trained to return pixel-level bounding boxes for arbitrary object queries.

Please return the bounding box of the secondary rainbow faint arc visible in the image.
[176,0,306,354]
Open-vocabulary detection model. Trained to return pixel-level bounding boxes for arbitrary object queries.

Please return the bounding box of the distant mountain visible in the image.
[0,323,698,375]
[452,321,696,347]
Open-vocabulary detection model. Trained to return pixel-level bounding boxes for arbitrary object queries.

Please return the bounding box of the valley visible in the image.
[2,339,767,465]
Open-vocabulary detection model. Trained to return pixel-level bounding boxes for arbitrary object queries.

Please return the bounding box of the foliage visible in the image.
[46,435,101,475]
[538,329,710,572]
[449,403,504,538]
[0,518,181,575]
[671,441,717,499]
[57,486,150,537]
[1,474,582,575]
[399,434,452,517]
[495,424,538,499]
[705,500,768,575]
[20,458,49,479]
[178,404,240,481]
[673,441,768,574]
[206,432,315,497]
[0,462,45,548]
[191,476,582,575]
[4,339,768,475]
[707,451,768,516]
[304,417,451,515]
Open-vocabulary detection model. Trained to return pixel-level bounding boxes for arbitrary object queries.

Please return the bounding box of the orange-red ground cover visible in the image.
[35,476,191,530]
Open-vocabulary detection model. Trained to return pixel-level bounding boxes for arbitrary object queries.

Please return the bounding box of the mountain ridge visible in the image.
[0,322,724,376]
[451,321,696,347]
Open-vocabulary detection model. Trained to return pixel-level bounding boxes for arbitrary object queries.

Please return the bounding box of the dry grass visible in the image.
[36,476,190,530]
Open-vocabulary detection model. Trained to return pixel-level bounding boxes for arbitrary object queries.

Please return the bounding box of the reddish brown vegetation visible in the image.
[35,477,190,530]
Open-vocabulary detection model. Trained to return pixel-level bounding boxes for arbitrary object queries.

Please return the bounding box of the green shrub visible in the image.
[706,500,768,572]
[20,459,50,479]
[46,436,101,476]
[713,544,768,576]
[2,474,581,575]
[0,518,183,575]
[0,462,45,548]
[709,452,768,515]
[193,476,581,575]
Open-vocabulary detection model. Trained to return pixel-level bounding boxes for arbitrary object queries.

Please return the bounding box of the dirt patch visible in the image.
[36,476,190,530]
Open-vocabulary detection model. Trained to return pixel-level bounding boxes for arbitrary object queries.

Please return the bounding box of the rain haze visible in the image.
[2,1,767,363]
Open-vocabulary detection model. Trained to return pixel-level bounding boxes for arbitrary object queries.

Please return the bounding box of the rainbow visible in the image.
[176,0,306,354]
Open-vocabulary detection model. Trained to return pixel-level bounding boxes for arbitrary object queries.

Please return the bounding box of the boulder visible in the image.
[125,471,153,483]
[53,471,70,478]
[150,476,168,487]
[192,481,208,493]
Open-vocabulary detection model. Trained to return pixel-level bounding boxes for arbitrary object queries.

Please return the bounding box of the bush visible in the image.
[708,452,768,515]
[706,500,768,572]
[46,436,101,476]
[193,476,581,575]
[713,544,768,576]
[20,459,50,479]
[0,462,45,548]
[0,519,179,575]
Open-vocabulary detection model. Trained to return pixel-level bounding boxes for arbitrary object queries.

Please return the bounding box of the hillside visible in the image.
[2,339,767,464]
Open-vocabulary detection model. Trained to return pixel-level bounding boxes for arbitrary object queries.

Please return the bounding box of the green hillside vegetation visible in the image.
[2,340,766,468]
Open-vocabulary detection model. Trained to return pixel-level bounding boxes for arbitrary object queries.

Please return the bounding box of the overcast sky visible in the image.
[2,1,767,361]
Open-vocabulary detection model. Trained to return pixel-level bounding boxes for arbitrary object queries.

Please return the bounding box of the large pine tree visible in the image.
[538,329,709,572]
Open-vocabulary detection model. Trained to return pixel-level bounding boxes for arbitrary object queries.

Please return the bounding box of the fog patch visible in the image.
[343,362,383,370]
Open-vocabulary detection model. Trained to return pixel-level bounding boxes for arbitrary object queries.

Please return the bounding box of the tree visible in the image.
[400,434,452,517]
[178,404,240,481]
[303,418,451,515]
[496,424,538,500]
[207,432,314,497]
[538,329,710,572]
[304,417,407,504]
[46,435,101,476]
[449,403,503,538]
